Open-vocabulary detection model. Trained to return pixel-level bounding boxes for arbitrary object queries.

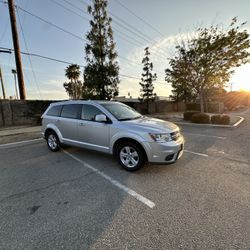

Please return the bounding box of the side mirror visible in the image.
[95,114,107,122]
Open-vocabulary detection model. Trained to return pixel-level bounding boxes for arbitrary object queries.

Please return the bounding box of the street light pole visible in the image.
[0,49,12,99]
[11,69,18,99]
[0,68,6,99]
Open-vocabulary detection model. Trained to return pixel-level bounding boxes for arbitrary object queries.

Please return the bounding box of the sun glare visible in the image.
[231,64,250,92]
[239,84,250,92]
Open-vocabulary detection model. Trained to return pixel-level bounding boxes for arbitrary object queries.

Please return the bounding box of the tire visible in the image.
[46,131,60,152]
[116,142,146,171]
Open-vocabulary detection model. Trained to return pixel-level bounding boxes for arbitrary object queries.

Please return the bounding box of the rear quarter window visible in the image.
[61,104,82,119]
[46,105,62,117]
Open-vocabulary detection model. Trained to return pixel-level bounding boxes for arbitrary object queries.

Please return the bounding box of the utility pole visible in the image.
[8,0,26,99]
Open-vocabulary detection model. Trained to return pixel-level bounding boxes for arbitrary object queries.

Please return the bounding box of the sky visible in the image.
[0,0,250,100]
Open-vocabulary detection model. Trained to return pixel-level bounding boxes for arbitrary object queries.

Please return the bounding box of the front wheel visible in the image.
[46,131,60,152]
[116,142,146,171]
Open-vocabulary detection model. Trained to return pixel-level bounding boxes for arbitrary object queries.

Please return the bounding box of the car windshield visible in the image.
[101,103,142,121]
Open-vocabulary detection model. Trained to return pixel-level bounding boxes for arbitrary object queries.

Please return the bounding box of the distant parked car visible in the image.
[41,100,184,171]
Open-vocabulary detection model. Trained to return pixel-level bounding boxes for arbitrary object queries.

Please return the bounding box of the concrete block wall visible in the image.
[0,100,186,127]
[0,100,13,126]
[0,100,53,127]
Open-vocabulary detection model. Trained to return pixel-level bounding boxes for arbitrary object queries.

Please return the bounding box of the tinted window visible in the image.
[61,104,81,119]
[47,105,62,117]
[82,104,104,121]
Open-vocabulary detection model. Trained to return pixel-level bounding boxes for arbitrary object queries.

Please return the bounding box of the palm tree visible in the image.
[64,64,82,99]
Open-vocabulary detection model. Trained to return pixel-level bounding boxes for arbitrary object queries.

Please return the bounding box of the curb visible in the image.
[0,126,41,136]
[174,116,244,128]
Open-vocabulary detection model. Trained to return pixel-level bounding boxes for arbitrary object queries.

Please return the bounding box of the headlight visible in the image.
[149,133,172,142]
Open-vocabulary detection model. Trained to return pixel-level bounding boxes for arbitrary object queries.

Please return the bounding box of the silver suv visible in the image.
[42,100,184,171]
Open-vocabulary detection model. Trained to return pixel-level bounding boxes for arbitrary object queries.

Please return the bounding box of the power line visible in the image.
[77,0,168,59]
[16,8,42,99]
[1,2,168,83]
[0,47,85,66]
[47,0,166,75]
[0,20,9,42]
[62,0,89,16]
[17,5,87,42]
[50,0,89,22]
[49,0,144,50]
[50,0,145,50]
[17,4,165,75]
[16,5,143,66]
[120,73,171,86]
[49,0,143,48]
[81,0,157,44]
[114,0,165,37]
[0,47,169,85]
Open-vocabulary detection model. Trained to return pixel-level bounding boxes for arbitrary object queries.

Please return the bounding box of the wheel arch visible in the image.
[112,137,148,162]
[44,125,63,143]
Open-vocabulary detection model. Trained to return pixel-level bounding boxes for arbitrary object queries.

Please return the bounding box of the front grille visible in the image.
[170,131,180,141]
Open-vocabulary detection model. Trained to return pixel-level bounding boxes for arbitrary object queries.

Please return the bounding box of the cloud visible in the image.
[27,89,68,100]
[25,77,68,100]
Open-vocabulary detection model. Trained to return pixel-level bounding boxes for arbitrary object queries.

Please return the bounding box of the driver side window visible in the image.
[81,104,104,121]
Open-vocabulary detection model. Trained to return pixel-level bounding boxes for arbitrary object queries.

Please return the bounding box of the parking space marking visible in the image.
[0,138,43,148]
[63,150,156,209]
[183,132,226,140]
[184,150,209,158]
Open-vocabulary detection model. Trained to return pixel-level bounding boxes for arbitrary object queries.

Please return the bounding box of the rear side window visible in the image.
[81,104,104,121]
[61,104,82,119]
[47,105,62,117]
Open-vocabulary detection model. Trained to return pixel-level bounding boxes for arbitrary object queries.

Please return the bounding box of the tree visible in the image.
[84,0,119,100]
[139,47,157,113]
[63,64,83,99]
[166,55,197,103]
[165,18,250,112]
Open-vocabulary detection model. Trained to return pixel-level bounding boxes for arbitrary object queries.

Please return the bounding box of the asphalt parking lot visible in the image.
[0,111,250,250]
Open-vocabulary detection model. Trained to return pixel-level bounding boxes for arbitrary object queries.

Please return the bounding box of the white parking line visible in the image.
[0,138,43,148]
[63,150,156,209]
[184,132,226,140]
[184,150,209,158]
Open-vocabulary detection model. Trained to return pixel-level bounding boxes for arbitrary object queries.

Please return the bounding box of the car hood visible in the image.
[123,116,179,133]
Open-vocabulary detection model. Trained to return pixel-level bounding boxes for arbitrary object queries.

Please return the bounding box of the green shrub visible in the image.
[191,113,210,124]
[210,114,230,125]
[183,111,200,121]
[211,114,221,124]
[220,115,230,125]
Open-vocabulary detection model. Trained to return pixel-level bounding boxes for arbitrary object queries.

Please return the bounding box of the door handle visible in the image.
[79,123,86,126]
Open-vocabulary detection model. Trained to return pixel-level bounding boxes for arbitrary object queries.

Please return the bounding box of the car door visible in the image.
[57,104,82,142]
[77,104,110,152]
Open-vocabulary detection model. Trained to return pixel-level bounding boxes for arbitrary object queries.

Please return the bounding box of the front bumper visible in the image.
[143,136,184,164]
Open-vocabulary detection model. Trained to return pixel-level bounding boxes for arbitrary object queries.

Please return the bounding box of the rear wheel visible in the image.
[116,142,145,171]
[46,131,60,152]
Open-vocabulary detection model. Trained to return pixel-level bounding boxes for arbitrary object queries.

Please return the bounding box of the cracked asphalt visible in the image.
[0,110,249,249]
